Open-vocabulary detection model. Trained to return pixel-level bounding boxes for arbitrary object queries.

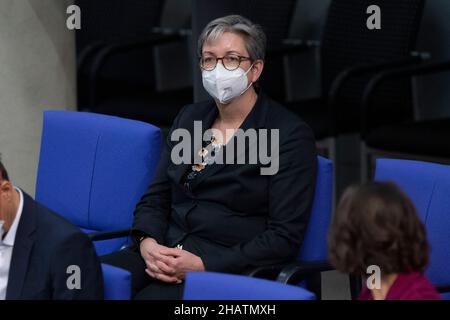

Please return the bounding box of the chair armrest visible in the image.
[437,284,450,294]
[245,264,289,279]
[77,28,189,73]
[327,52,429,135]
[361,59,450,138]
[88,229,132,241]
[151,27,192,37]
[82,28,190,69]
[246,260,330,281]
[86,32,188,107]
[276,261,334,285]
[77,41,107,72]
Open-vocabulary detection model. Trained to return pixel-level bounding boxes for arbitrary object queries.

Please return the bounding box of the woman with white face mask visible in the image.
[198,21,264,145]
[102,15,317,300]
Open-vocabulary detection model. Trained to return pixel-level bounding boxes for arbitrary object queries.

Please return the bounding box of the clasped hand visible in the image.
[140,238,205,283]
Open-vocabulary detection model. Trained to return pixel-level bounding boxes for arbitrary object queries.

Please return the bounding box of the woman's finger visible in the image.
[146,260,161,274]
[149,270,180,283]
[157,253,177,268]
[155,259,176,275]
[159,248,182,257]
[145,268,156,279]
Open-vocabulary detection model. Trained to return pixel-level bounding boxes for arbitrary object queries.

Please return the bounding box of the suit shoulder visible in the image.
[34,201,87,242]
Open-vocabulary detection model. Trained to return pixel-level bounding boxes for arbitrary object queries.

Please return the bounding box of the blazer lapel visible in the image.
[6,192,36,300]
[188,91,269,190]
[170,101,219,186]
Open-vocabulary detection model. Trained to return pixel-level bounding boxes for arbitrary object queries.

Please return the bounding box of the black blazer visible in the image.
[6,191,103,300]
[133,92,317,274]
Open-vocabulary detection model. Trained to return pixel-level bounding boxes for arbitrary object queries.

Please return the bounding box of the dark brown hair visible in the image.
[328,182,429,276]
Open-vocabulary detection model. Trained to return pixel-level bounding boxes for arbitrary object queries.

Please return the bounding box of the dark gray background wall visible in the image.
[0,0,77,196]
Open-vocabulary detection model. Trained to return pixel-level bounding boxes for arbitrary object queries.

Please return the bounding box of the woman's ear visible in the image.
[250,60,264,83]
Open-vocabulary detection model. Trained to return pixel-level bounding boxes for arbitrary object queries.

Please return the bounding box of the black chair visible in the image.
[281,0,427,160]
[76,0,193,132]
[234,0,299,103]
[361,59,450,179]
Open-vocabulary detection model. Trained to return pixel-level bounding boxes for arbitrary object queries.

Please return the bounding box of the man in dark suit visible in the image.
[0,160,103,299]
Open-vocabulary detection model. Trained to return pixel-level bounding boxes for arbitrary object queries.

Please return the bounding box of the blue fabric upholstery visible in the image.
[374,159,439,222]
[102,264,131,300]
[183,272,315,300]
[36,111,161,253]
[375,159,450,298]
[184,157,331,300]
[298,156,333,261]
[36,111,161,300]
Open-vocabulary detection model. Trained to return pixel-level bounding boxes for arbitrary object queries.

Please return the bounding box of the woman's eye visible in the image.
[226,56,239,63]
[203,57,214,63]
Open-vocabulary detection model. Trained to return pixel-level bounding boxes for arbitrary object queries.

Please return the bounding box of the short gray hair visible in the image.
[198,15,267,61]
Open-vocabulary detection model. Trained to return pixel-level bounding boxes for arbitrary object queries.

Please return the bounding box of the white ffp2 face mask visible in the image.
[202,63,253,104]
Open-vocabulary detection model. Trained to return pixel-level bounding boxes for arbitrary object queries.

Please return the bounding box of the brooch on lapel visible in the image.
[191,135,222,172]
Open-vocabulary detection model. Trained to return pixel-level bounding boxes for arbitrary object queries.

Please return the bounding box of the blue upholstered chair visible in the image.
[374,158,450,300]
[101,264,132,300]
[298,156,334,263]
[36,111,161,299]
[249,156,334,299]
[183,271,315,300]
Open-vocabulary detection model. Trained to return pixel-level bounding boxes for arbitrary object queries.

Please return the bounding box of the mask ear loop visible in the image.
[239,62,255,96]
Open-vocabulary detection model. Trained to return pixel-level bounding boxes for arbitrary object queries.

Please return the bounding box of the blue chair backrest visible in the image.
[36,111,161,255]
[298,156,333,262]
[183,271,315,300]
[375,158,450,298]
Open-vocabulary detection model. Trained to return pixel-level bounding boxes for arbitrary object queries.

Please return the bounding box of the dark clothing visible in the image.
[6,192,103,300]
[358,272,441,300]
[182,136,223,190]
[101,247,183,300]
[104,92,317,299]
[101,244,185,300]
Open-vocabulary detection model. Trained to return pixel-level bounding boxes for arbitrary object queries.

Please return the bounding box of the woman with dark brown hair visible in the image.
[328,182,441,300]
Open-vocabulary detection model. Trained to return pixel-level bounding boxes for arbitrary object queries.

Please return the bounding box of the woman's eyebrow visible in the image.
[202,50,245,56]
[226,50,243,55]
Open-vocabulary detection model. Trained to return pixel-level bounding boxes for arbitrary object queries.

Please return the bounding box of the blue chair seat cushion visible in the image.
[184,271,315,300]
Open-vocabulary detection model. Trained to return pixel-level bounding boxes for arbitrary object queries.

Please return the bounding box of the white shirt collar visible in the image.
[2,187,24,247]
